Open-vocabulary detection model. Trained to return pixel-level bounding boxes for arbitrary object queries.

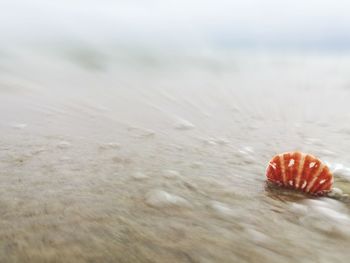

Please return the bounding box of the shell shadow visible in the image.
[264,181,311,203]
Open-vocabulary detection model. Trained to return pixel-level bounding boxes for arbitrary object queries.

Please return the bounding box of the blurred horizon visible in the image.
[1,0,350,53]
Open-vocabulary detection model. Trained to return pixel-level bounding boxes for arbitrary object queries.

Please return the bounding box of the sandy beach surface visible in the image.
[1,47,350,262]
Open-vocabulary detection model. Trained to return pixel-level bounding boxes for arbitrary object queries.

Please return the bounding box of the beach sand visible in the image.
[1,48,350,262]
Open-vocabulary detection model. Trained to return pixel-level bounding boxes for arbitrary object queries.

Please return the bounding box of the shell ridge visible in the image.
[295,152,305,188]
[279,154,287,185]
[305,163,325,193]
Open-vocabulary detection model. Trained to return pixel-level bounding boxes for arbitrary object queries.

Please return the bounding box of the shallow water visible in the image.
[1,48,350,262]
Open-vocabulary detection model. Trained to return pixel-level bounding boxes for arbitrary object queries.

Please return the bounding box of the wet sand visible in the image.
[1,49,350,262]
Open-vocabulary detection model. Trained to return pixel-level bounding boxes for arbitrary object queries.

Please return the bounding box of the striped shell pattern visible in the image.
[266,151,333,195]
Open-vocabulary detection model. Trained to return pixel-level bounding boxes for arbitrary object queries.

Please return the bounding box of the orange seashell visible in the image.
[266,151,333,195]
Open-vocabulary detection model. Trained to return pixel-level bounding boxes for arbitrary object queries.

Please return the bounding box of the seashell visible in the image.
[266,151,333,195]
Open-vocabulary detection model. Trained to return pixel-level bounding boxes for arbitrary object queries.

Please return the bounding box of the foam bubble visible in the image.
[313,206,349,222]
[174,119,195,130]
[57,141,71,149]
[11,123,27,129]
[145,190,191,208]
[163,170,181,179]
[332,164,350,182]
[132,172,148,180]
[327,187,344,198]
[245,228,271,245]
[289,203,308,216]
[210,201,235,218]
[99,142,120,149]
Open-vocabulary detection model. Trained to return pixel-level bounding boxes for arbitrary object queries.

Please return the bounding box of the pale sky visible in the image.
[1,0,350,50]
